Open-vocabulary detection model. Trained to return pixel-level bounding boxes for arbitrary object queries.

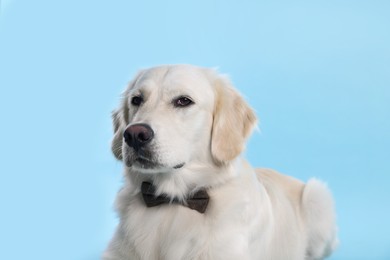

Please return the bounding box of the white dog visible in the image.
[103,64,338,260]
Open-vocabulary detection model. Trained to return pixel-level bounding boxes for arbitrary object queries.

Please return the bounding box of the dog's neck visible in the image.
[125,158,243,201]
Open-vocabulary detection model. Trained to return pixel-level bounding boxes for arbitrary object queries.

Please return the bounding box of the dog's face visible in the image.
[112,65,256,175]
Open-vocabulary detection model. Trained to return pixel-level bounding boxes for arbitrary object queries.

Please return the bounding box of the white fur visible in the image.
[104,64,338,260]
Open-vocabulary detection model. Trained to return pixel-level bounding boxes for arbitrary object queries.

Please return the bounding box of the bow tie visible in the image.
[141,182,210,214]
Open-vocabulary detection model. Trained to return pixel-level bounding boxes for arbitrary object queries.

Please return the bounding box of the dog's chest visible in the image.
[124,202,210,258]
[122,195,259,260]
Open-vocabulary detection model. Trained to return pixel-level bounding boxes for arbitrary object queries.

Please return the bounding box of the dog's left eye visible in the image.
[173,96,194,107]
[131,95,143,106]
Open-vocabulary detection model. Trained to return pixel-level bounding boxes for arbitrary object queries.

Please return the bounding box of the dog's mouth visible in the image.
[130,156,185,172]
[123,147,185,171]
[134,157,185,170]
[134,157,158,169]
[123,147,157,169]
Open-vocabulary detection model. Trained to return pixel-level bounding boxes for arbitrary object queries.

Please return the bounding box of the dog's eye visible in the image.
[173,96,194,107]
[131,96,143,106]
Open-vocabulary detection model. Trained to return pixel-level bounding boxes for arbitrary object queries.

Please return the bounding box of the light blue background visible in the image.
[1,0,389,259]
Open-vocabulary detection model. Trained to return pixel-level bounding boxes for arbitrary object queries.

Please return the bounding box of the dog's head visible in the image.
[111,65,256,175]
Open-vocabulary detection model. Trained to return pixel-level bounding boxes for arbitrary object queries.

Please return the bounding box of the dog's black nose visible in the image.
[123,124,154,150]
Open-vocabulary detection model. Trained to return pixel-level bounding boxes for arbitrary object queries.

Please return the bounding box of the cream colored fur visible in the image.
[103,64,338,260]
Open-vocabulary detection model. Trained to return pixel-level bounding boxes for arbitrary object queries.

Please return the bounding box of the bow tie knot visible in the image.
[141,182,209,214]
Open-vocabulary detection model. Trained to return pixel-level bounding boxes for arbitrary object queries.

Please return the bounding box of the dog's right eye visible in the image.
[173,96,194,108]
[131,96,143,106]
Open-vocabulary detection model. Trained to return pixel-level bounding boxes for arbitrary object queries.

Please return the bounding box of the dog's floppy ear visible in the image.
[111,107,126,160]
[211,76,257,164]
[111,71,143,160]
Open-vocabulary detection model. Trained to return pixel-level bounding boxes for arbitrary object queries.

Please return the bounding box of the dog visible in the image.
[103,64,338,260]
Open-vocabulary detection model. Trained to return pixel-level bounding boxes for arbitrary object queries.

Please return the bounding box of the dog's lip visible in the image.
[134,157,185,170]
[173,163,185,169]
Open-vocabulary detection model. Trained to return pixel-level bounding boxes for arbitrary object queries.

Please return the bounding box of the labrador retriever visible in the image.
[103,64,338,260]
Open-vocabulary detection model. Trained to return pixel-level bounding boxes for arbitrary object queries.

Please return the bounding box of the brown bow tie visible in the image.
[141,182,209,214]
